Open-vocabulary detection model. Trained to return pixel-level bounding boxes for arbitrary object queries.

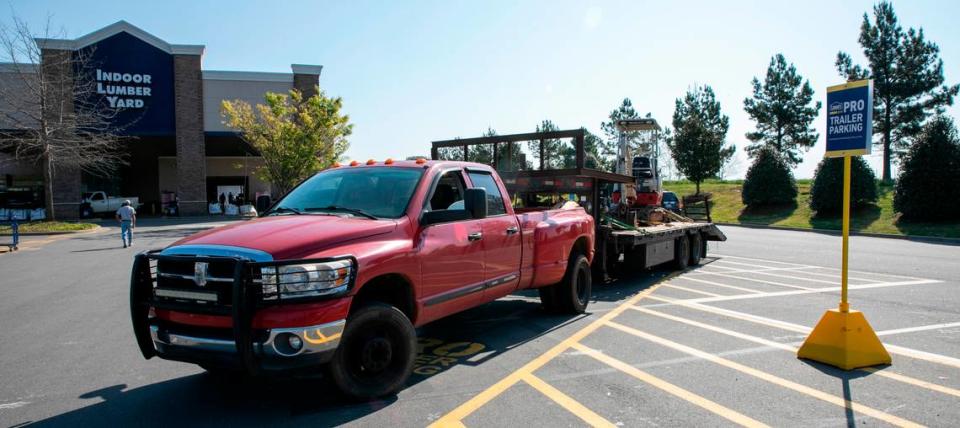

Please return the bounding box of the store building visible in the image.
[0,21,322,218]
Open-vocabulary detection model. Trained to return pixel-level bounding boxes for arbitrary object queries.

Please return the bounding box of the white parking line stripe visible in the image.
[642,279,941,307]
[646,294,960,370]
[876,322,960,336]
[632,306,960,399]
[664,283,724,297]
[714,254,930,281]
[706,260,882,284]
[693,272,819,290]
[674,276,765,294]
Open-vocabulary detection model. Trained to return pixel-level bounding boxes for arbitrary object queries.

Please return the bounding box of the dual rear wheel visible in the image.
[540,253,592,314]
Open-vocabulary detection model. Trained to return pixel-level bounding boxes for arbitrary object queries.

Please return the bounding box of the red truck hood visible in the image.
[169,215,397,259]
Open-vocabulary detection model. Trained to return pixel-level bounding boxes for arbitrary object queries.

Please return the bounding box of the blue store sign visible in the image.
[825,79,873,157]
[76,31,175,136]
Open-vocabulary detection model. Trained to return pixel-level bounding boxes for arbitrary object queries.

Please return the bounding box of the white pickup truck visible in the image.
[81,191,140,218]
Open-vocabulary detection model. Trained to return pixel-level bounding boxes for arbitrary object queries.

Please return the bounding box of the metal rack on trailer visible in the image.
[431,128,726,280]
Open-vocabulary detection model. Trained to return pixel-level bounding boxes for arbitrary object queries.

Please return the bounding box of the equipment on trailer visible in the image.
[615,118,663,207]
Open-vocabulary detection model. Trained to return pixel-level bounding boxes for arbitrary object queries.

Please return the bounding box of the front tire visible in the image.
[329,303,416,400]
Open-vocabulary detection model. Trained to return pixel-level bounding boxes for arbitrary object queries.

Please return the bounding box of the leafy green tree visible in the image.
[744,54,820,166]
[809,155,878,214]
[221,88,352,196]
[894,116,960,220]
[836,1,959,182]
[742,147,798,207]
[667,85,734,194]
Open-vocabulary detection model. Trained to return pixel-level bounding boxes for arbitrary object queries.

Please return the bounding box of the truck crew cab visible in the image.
[130,159,595,399]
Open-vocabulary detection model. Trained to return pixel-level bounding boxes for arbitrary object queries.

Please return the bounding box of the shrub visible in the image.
[809,155,878,215]
[742,147,797,207]
[894,116,960,221]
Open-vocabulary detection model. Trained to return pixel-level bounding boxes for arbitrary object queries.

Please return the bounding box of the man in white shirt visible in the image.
[115,200,137,248]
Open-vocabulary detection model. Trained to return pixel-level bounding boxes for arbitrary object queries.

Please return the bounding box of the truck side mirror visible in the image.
[464,188,487,219]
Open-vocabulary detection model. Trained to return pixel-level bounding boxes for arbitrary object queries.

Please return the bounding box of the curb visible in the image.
[0,224,102,236]
[716,222,960,245]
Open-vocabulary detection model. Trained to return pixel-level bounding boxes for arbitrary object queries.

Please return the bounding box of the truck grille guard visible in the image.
[130,250,356,374]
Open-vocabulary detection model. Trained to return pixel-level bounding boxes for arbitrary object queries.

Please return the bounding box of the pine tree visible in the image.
[836,1,959,182]
[744,54,820,166]
[667,85,734,194]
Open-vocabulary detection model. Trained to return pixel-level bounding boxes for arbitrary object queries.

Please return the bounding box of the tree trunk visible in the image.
[43,154,56,221]
[695,180,701,195]
[882,107,892,183]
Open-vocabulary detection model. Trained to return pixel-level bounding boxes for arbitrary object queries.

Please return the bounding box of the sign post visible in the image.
[797,79,891,370]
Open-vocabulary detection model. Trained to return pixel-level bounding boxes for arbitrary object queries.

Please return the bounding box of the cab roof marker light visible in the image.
[384,158,394,165]
[366,159,376,165]
[415,158,426,164]
[332,162,341,168]
[349,160,359,167]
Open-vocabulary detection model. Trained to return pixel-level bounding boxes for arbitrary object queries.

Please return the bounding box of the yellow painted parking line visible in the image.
[603,321,924,428]
[646,295,960,370]
[428,280,670,427]
[572,343,769,427]
[633,306,960,399]
[664,283,723,297]
[522,373,617,428]
[674,276,764,294]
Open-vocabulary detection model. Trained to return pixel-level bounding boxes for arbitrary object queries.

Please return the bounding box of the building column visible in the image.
[41,48,81,220]
[291,64,323,98]
[173,54,207,215]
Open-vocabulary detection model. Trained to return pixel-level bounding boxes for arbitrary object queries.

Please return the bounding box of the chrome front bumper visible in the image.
[149,319,345,370]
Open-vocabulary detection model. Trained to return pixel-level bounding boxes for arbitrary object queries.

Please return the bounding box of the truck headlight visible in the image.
[260,259,353,300]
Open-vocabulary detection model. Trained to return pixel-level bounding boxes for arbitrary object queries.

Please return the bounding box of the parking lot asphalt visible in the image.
[1,223,958,427]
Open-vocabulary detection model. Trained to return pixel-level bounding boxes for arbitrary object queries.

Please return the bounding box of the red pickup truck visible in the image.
[131,160,594,399]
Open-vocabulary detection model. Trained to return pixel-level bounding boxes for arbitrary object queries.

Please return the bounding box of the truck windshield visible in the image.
[271,167,423,219]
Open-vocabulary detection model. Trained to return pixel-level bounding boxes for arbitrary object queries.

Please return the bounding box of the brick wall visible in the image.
[173,54,207,215]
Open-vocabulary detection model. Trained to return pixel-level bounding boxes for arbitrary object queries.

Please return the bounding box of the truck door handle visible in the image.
[468,232,483,241]
[505,226,519,235]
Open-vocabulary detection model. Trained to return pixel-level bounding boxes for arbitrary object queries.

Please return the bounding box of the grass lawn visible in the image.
[663,179,960,239]
[0,221,98,235]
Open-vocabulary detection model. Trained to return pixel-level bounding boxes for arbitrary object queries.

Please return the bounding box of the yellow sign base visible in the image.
[797,309,891,370]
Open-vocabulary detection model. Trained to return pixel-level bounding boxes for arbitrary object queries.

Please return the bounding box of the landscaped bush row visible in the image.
[740,117,960,222]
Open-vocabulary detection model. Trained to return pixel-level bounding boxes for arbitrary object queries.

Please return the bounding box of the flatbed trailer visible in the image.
[432,128,726,280]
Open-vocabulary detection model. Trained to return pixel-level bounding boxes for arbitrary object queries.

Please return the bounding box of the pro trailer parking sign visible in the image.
[825,79,873,157]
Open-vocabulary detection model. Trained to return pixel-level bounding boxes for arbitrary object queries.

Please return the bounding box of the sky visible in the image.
[3,0,958,179]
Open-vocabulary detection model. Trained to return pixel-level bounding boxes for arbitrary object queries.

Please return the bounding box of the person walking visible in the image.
[116,200,137,248]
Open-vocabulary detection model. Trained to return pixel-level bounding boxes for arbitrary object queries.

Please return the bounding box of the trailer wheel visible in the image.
[673,235,690,270]
[329,303,416,400]
[688,233,703,266]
